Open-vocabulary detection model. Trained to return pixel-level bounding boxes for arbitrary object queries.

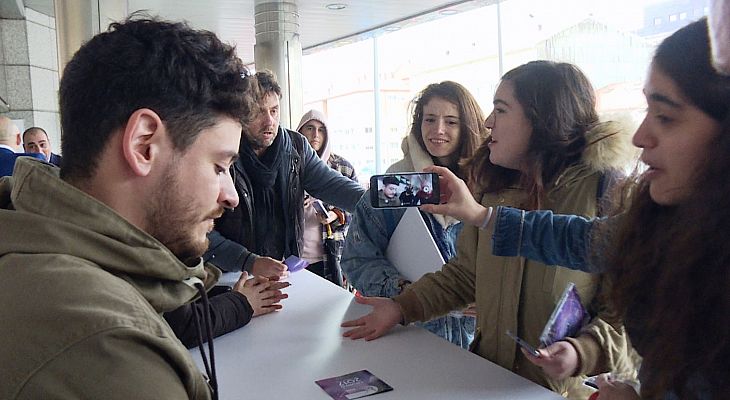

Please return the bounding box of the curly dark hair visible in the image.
[59,16,258,181]
[407,81,488,177]
[466,61,599,209]
[254,70,282,98]
[606,18,730,398]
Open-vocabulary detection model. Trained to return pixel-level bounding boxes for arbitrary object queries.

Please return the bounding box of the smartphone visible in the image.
[505,330,540,357]
[312,199,328,217]
[369,172,440,208]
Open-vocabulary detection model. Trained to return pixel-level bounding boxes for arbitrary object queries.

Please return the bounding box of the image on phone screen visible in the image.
[505,330,540,357]
[369,172,440,208]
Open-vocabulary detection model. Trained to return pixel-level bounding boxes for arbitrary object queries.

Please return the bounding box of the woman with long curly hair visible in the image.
[420,18,728,399]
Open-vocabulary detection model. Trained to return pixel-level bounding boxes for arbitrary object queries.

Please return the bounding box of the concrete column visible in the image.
[55,0,127,77]
[254,0,303,130]
[0,5,61,148]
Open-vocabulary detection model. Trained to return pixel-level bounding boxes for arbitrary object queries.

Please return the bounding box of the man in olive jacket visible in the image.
[0,18,255,399]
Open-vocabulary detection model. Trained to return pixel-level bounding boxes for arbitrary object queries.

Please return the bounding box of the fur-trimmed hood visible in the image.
[580,113,639,173]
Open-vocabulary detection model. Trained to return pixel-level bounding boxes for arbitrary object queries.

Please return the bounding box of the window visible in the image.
[302,0,709,182]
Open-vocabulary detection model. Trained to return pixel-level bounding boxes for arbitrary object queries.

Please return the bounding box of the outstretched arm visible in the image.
[205,230,257,272]
[491,207,606,273]
[205,231,287,277]
[298,134,364,212]
[341,296,404,341]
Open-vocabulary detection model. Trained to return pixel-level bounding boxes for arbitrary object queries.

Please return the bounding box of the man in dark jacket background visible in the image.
[22,126,63,167]
[206,71,364,277]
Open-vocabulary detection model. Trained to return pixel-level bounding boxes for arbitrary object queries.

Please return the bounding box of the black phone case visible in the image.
[369,172,440,209]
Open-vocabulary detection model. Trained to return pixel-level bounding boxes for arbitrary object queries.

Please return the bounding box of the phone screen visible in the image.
[369,172,440,208]
[505,330,540,357]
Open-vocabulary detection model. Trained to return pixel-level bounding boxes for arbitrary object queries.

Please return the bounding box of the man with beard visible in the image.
[207,71,364,277]
[0,18,256,399]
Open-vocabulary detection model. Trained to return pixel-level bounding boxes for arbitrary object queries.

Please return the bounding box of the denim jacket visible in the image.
[341,194,475,349]
[491,206,714,400]
[492,206,602,273]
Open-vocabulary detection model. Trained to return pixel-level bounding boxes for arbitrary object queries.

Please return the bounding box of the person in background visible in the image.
[296,109,358,286]
[432,18,729,400]
[398,184,416,206]
[377,175,401,206]
[206,71,364,278]
[23,126,62,167]
[341,81,486,349]
[0,117,44,177]
[0,17,256,399]
[415,184,433,205]
[342,63,638,398]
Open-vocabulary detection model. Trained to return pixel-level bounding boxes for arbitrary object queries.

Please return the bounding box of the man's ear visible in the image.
[15,133,21,147]
[122,109,166,177]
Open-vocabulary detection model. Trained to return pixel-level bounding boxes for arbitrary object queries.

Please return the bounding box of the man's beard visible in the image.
[145,165,222,264]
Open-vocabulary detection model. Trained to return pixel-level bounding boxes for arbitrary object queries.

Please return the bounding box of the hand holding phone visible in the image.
[369,172,440,208]
[505,330,540,357]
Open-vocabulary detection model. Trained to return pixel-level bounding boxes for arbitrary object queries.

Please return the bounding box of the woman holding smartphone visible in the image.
[341,81,486,348]
[342,61,638,398]
[424,19,729,399]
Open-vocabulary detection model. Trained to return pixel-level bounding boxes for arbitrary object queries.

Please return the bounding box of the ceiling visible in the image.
[24,0,489,64]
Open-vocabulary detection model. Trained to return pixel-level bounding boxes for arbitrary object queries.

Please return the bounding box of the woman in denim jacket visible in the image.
[423,19,729,400]
[341,81,487,348]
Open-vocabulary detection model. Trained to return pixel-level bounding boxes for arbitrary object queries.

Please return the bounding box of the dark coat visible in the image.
[0,148,44,177]
[206,128,364,272]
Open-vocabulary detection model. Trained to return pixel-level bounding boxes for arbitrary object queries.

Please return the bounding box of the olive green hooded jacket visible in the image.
[0,158,219,399]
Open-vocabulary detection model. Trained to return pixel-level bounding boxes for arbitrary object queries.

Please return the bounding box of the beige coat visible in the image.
[395,120,638,399]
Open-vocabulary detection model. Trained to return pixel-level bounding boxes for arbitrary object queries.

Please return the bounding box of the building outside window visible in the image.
[302,0,709,182]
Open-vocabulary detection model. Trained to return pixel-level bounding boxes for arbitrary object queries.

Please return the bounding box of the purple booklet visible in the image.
[284,255,309,273]
[539,282,590,347]
[316,370,393,400]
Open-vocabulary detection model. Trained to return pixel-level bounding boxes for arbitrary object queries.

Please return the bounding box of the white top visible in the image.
[193,271,563,400]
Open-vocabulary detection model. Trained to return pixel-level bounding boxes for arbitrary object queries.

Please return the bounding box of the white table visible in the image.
[192,270,563,400]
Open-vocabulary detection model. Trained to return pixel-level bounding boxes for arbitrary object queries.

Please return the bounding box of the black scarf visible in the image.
[239,128,288,257]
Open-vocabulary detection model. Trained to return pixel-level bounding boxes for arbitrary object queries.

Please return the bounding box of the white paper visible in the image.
[386,207,445,282]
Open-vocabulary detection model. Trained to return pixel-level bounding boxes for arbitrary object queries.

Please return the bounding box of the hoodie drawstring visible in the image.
[192,282,218,400]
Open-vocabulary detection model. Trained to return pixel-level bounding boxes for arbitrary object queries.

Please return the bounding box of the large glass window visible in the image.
[302,0,709,183]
